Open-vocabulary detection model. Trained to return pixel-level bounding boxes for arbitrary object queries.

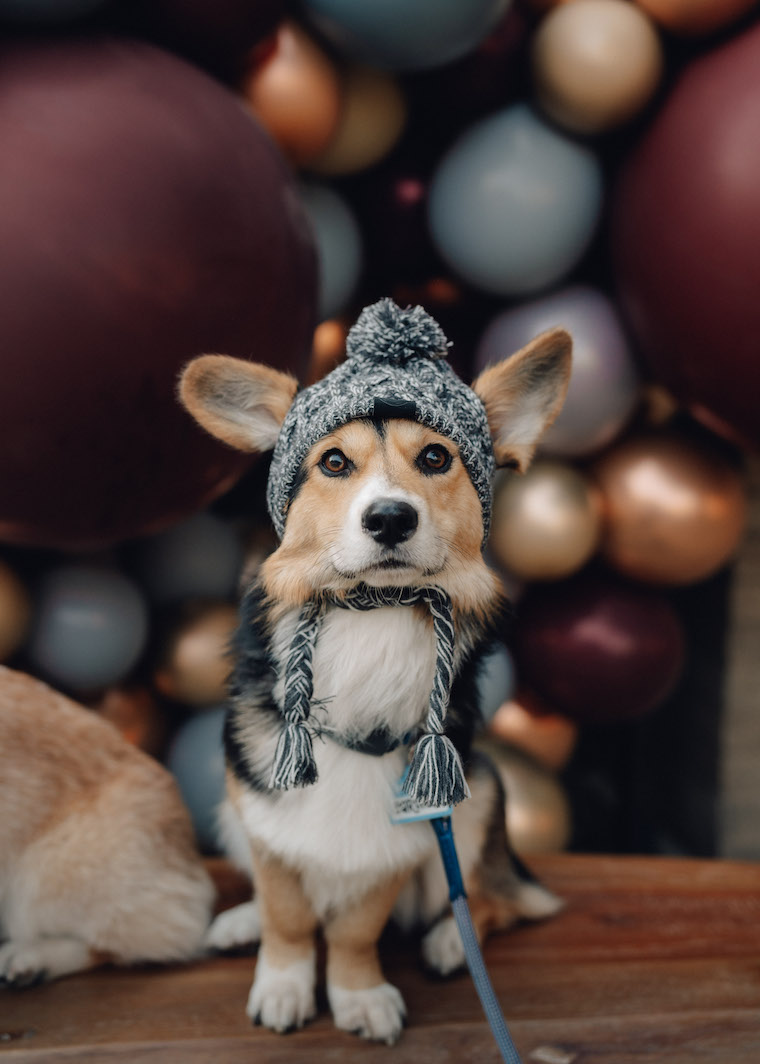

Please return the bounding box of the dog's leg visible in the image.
[0,937,105,987]
[246,846,318,1033]
[325,873,407,1045]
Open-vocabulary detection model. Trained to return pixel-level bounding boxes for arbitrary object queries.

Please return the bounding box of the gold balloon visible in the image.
[477,738,572,855]
[593,430,747,585]
[91,686,166,757]
[155,603,238,707]
[490,460,602,581]
[307,318,347,385]
[0,560,31,662]
[634,0,758,35]
[242,22,342,166]
[308,65,406,176]
[533,0,663,135]
[488,690,578,771]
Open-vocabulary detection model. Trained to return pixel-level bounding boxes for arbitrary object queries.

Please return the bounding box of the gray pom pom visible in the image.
[346,298,450,365]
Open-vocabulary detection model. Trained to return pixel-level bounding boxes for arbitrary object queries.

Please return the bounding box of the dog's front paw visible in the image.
[422,914,466,976]
[328,982,407,1045]
[205,901,261,952]
[0,942,48,988]
[247,951,316,1033]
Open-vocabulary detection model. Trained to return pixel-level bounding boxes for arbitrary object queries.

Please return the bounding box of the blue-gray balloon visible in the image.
[299,183,363,321]
[28,565,148,691]
[477,643,516,723]
[429,105,603,296]
[131,512,244,605]
[476,286,640,456]
[167,706,227,853]
[304,0,510,71]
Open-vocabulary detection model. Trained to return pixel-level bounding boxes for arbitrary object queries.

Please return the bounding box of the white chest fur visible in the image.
[234,606,440,915]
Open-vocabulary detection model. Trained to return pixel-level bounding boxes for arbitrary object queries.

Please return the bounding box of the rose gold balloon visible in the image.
[533,0,663,135]
[634,0,758,35]
[593,430,747,585]
[242,22,342,166]
[308,65,407,176]
[491,460,602,581]
[91,686,166,757]
[155,603,238,707]
[307,317,347,384]
[0,561,31,662]
[478,738,572,854]
[488,690,578,771]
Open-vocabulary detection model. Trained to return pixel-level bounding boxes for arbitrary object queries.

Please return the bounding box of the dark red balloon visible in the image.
[0,38,316,549]
[514,576,686,724]
[612,20,760,450]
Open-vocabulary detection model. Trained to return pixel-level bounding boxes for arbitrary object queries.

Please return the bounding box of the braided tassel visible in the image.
[404,731,470,808]
[269,720,318,789]
[269,600,322,790]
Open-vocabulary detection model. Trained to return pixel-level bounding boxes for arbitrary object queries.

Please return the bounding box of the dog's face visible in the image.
[179,327,571,608]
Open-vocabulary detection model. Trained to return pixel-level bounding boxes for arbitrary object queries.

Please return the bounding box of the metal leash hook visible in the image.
[431,815,523,1064]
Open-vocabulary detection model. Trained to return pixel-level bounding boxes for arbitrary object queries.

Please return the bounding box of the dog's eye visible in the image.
[319,448,350,476]
[418,445,452,474]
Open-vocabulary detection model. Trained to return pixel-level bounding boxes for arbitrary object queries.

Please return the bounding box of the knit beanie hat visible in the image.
[266,298,496,544]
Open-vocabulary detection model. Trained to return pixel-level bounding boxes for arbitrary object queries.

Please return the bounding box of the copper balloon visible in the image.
[491,461,602,581]
[478,738,572,854]
[91,686,166,756]
[307,318,347,384]
[593,431,747,585]
[0,561,31,662]
[633,0,758,35]
[242,22,342,166]
[155,603,238,707]
[488,690,578,771]
[308,65,407,176]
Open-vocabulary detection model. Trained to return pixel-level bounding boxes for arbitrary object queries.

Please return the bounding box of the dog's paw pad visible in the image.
[246,955,316,1033]
[205,901,261,952]
[422,915,466,976]
[328,982,406,1045]
[0,944,47,989]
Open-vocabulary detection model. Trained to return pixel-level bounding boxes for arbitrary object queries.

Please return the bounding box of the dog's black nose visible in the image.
[362,499,418,547]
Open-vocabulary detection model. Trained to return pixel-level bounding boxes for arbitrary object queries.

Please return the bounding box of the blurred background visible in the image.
[0,0,757,862]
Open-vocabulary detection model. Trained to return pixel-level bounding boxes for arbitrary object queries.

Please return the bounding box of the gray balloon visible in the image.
[477,642,516,723]
[166,705,227,853]
[299,182,363,321]
[28,565,148,691]
[132,512,244,605]
[476,286,640,456]
[428,104,603,296]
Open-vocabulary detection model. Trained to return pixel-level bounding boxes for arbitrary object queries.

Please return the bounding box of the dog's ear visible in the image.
[472,328,572,472]
[179,355,298,452]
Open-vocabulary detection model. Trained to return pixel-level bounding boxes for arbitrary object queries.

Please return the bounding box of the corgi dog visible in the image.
[179,309,571,1045]
[0,666,214,987]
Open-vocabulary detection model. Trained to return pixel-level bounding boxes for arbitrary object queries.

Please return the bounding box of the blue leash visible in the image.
[431,816,523,1064]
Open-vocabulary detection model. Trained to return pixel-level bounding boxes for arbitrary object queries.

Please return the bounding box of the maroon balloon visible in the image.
[514,576,686,724]
[612,20,760,450]
[0,38,316,549]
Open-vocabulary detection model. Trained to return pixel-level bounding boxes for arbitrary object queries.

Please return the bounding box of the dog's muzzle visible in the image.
[362,499,418,548]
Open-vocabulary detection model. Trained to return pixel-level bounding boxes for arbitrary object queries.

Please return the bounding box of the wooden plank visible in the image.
[1,855,759,1064]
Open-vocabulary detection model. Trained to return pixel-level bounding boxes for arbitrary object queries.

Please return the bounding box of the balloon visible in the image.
[0,561,31,663]
[634,0,758,35]
[130,513,243,605]
[475,286,640,456]
[479,738,572,854]
[532,0,663,134]
[167,706,227,852]
[514,575,686,723]
[0,38,316,549]
[155,603,238,707]
[299,183,363,320]
[428,105,603,296]
[491,461,602,581]
[488,690,578,771]
[476,643,516,722]
[303,0,511,72]
[28,566,149,692]
[612,21,760,450]
[241,22,342,166]
[592,431,747,585]
[91,686,166,756]
[308,319,348,384]
[308,66,407,176]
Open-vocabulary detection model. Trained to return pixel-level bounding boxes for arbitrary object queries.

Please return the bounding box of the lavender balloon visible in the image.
[299,183,363,321]
[476,286,640,456]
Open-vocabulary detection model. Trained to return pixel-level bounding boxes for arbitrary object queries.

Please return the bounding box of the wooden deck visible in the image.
[1,854,759,1063]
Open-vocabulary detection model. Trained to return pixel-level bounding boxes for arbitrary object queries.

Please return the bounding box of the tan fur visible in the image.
[249,844,319,970]
[0,666,214,982]
[179,355,298,453]
[325,872,407,991]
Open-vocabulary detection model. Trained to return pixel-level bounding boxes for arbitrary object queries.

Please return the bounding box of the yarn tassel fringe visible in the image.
[403,733,470,808]
[269,720,318,789]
